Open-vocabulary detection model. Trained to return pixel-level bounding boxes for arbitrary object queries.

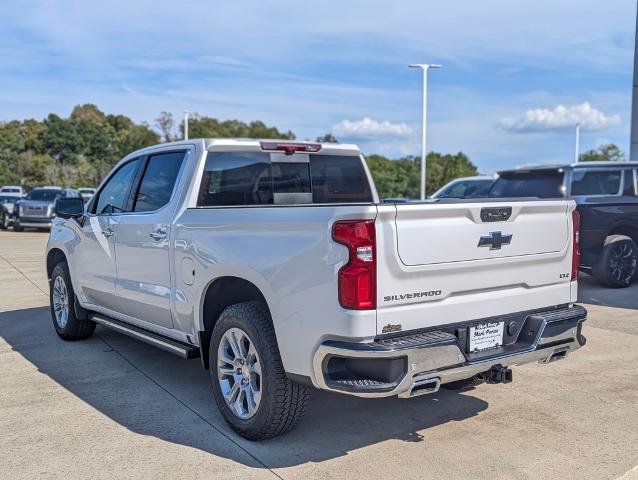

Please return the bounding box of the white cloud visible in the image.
[332,117,413,139]
[498,102,621,132]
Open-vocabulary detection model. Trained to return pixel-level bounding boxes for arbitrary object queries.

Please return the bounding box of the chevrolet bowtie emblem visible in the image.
[478,231,513,250]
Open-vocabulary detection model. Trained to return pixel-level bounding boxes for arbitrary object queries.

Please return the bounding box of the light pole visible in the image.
[184,110,189,140]
[630,0,638,160]
[409,64,441,200]
[574,123,581,163]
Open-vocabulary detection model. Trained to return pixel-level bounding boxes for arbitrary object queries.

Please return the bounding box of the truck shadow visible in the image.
[0,306,489,468]
[577,273,638,310]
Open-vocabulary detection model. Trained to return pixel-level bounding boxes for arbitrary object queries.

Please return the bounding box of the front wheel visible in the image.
[209,302,309,440]
[49,261,95,340]
[592,236,638,288]
[12,219,23,232]
[0,212,8,230]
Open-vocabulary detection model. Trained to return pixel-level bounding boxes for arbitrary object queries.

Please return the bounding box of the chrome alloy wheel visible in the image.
[217,327,262,419]
[52,276,69,329]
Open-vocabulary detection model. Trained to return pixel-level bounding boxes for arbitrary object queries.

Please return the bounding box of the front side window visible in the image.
[570,169,621,196]
[134,151,185,212]
[94,159,141,214]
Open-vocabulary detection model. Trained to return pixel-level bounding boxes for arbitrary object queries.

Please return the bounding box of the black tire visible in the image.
[49,261,95,340]
[0,212,8,230]
[592,236,638,288]
[12,219,23,232]
[209,302,309,440]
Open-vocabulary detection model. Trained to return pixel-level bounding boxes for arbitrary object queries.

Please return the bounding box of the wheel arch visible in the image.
[46,246,90,320]
[46,247,67,279]
[198,275,272,369]
[606,224,638,245]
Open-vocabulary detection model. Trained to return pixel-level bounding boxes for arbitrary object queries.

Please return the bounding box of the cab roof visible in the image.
[128,138,362,158]
[498,161,638,176]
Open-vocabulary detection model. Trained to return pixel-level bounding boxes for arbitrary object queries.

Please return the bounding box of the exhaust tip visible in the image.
[547,348,568,363]
[409,377,441,397]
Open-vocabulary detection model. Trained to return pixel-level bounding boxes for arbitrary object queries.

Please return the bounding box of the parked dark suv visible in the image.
[489,162,638,288]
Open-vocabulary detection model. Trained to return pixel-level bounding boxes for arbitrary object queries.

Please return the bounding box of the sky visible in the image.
[0,0,636,173]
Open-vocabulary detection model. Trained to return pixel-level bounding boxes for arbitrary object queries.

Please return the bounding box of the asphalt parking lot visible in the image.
[1,230,637,480]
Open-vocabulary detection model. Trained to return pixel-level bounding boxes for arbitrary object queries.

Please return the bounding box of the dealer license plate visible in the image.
[468,322,504,352]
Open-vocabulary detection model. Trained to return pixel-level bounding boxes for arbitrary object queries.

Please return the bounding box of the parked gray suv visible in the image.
[13,187,79,231]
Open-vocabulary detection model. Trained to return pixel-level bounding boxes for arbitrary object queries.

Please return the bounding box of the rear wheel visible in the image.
[592,236,638,288]
[209,302,309,440]
[49,261,95,340]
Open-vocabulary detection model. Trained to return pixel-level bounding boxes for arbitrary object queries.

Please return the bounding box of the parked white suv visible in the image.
[46,139,587,439]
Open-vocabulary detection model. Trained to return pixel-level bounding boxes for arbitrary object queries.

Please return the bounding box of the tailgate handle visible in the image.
[480,207,512,223]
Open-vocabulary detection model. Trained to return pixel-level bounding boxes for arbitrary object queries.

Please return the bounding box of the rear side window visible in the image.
[570,169,621,196]
[197,152,372,206]
[489,171,565,199]
[134,151,185,212]
[198,152,273,206]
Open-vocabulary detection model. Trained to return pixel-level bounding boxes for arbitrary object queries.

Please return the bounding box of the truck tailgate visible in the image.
[395,202,568,265]
[376,200,577,336]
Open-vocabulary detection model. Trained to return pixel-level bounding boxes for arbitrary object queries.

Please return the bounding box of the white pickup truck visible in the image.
[47,139,587,440]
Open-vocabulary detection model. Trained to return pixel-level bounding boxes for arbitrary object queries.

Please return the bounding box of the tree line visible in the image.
[0,104,626,199]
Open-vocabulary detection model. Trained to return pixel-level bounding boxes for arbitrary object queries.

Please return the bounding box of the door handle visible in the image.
[101,228,114,238]
[149,229,167,241]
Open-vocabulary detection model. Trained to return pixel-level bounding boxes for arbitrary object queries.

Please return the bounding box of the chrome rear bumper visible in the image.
[312,305,587,398]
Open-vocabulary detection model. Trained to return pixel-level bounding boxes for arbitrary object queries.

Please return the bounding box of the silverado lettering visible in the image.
[384,290,442,302]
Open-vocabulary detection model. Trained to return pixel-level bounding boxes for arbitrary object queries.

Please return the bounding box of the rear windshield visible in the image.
[197,152,372,206]
[488,171,565,199]
[27,189,63,201]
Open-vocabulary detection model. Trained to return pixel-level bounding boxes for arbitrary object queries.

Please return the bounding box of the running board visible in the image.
[90,314,200,359]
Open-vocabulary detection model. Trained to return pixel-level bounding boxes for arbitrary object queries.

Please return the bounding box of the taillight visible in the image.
[260,141,321,154]
[332,220,376,310]
[571,209,581,280]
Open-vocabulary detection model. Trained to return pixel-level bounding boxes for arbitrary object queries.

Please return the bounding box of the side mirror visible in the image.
[55,197,84,219]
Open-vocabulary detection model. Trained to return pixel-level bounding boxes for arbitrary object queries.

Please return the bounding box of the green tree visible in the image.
[364,152,478,199]
[182,114,295,140]
[0,105,161,188]
[0,106,478,196]
[155,112,175,142]
[316,133,339,143]
[579,143,625,162]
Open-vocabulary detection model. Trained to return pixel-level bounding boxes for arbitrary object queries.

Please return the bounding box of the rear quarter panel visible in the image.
[173,204,378,379]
